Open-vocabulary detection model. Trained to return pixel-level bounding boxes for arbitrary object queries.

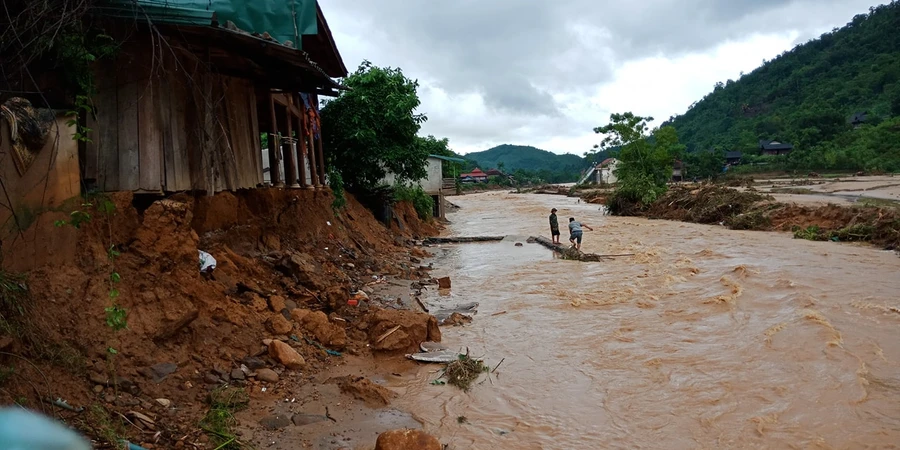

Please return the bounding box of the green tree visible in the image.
[685,148,725,180]
[497,161,505,173]
[321,61,428,191]
[595,113,683,212]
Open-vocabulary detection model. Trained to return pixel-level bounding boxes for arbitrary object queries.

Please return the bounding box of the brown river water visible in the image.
[384,191,900,449]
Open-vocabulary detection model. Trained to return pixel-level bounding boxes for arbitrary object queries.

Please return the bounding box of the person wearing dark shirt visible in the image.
[549,208,560,244]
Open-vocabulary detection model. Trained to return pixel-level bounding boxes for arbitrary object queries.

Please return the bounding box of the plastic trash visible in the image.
[198,250,216,273]
[0,408,91,450]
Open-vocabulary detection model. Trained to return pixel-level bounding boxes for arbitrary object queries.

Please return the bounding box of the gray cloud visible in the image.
[323,0,886,153]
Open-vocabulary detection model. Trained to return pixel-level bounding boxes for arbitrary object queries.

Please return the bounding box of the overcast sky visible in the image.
[323,1,884,156]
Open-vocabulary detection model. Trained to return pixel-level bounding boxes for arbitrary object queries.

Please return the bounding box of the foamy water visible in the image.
[385,191,900,449]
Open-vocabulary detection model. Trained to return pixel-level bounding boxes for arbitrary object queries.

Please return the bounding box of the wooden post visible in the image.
[305,105,320,187]
[292,94,308,189]
[268,93,282,187]
[313,94,326,188]
[299,99,314,189]
[282,94,298,188]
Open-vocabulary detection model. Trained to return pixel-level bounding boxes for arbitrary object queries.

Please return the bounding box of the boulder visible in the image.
[277,253,325,290]
[256,368,279,383]
[291,309,347,349]
[268,340,305,370]
[366,308,441,353]
[268,295,287,313]
[266,314,293,335]
[375,429,441,450]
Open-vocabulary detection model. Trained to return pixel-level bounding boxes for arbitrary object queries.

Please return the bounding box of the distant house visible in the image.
[759,140,794,156]
[460,168,488,183]
[485,168,504,177]
[850,111,868,128]
[383,154,463,218]
[596,158,619,184]
[725,151,743,165]
[672,160,684,182]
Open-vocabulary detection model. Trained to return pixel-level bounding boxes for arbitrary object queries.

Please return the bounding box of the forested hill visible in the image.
[665,1,900,170]
[464,144,587,177]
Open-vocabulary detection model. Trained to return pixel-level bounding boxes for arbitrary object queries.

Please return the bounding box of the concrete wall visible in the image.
[382,156,443,194]
[0,116,80,271]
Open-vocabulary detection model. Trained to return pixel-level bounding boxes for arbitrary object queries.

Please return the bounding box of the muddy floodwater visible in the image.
[385,191,900,449]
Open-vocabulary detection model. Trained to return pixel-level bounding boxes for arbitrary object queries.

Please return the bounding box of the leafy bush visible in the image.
[393,184,434,220]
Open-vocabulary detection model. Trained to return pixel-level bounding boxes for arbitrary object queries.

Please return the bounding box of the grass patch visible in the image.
[201,386,250,449]
[770,187,815,195]
[443,353,489,391]
[858,197,900,209]
[84,404,127,450]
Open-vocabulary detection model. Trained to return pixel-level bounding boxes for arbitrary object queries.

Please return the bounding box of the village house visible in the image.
[0,0,346,268]
[382,154,464,218]
[725,151,743,165]
[672,160,684,182]
[759,140,794,156]
[460,168,489,183]
[577,157,618,185]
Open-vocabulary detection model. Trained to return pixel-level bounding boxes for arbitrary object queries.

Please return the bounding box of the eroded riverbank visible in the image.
[388,191,900,449]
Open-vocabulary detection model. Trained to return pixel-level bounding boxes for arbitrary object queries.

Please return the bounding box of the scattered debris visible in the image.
[198,250,216,273]
[444,353,490,391]
[375,429,442,450]
[407,350,458,364]
[437,277,451,289]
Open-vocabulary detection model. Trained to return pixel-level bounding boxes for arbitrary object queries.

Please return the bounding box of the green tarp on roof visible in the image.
[101,0,317,46]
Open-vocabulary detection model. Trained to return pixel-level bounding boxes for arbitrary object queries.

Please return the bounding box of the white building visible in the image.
[382,154,464,218]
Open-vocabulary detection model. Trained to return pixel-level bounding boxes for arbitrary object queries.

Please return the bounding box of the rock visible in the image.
[259,415,292,430]
[514,242,523,247]
[437,277,451,289]
[256,368,279,383]
[268,295,287,313]
[104,394,116,403]
[277,253,325,290]
[148,362,178,383]
[331,376,396,406]
[442,312,472,327]
[291,309,347,349]
[93,385,104,394]
[230,369,245,381]
[249,293,268,312]
[366,308,442,353]
[374,429,441,450]
[291,414,329,426]
[204,373,221,385]
[268,340,305,370]
[284,299,298,312]
[155,398,171,408]
[242,356,266,370]
[266,314,294,335]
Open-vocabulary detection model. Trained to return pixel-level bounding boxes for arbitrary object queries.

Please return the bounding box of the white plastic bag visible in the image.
[198,250,217,273]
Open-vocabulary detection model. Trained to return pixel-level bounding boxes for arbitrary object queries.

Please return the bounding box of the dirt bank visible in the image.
[0,188,445,448]
[585,185,900,250]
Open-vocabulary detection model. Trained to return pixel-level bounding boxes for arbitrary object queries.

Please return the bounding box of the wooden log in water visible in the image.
[424,236,506,244]
[529,235,606,262]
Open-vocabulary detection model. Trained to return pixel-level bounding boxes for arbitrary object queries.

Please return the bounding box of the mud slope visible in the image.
[0,188,438,447]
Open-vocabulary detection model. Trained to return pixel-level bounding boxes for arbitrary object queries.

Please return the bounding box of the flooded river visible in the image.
[387,191,900,449]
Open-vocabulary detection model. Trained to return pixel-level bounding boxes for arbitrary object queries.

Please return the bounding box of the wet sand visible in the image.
[386,191,900,449]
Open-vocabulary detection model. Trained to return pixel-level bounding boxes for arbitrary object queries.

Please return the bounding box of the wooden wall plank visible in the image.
[170,70,191,191]
[138,81,162,191]
[94,65,119,190]
[158,72,176,192]
[117,82,140,190]
[248,85,262,187]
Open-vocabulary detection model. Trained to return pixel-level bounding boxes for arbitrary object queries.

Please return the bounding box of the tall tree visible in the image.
[320,61,428,191]
[595,113,683,212]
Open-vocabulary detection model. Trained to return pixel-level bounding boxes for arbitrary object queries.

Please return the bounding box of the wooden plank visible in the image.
[168,70,191,191]
[117,82,140,190]
[248,84,262,187]
[235,79,256,189]
[138,79,162,191]
[158,71,176,192]
[94,83,118,190]
[268,92,281,186]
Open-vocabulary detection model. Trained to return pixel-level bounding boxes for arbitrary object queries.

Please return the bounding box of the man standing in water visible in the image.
[549,208,561,244]
[568,217,593,250]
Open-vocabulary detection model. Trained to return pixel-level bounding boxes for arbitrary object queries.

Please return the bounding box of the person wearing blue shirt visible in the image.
[568,217,593,250]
